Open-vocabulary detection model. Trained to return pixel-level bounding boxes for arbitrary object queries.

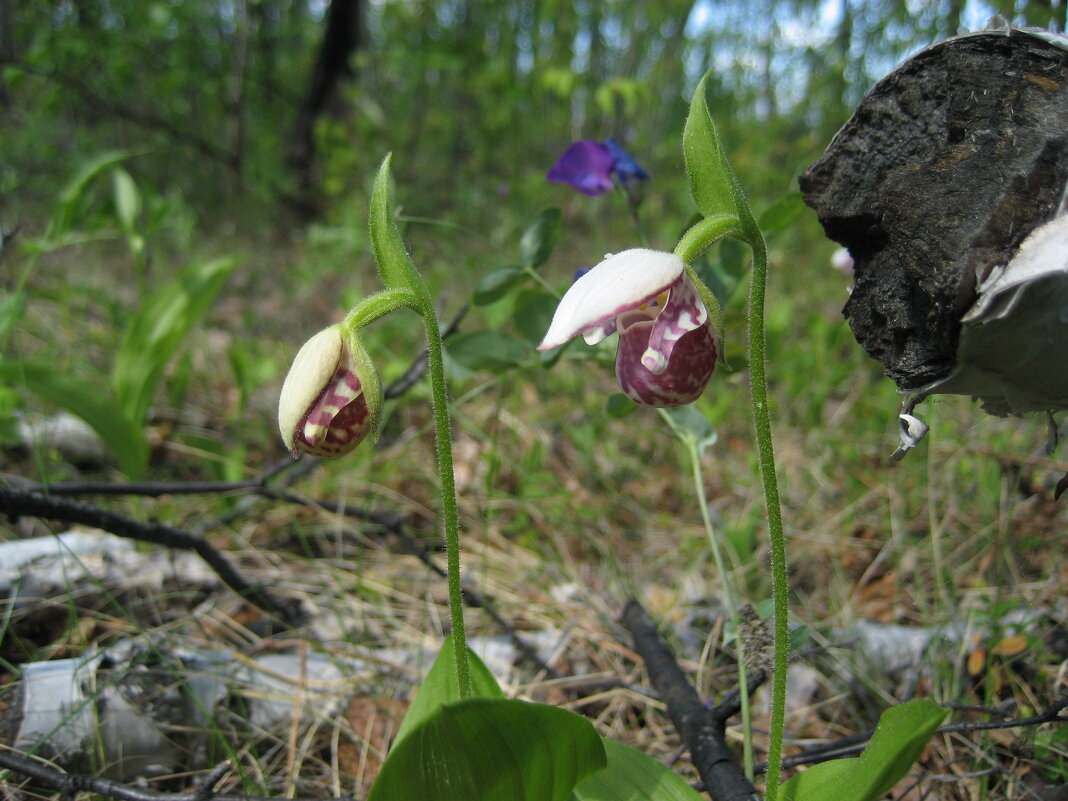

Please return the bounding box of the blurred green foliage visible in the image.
[5,0,1060,237]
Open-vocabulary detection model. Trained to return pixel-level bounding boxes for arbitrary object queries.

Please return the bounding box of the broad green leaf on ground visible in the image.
[367,697,606,801]
[781,698,947,801]
[112,256,238,427]
[519,207,561,269]
[474,266,529,306]
[393,634,505,747]
[445,331,528,372]
[569,738,704,801]
[0,360,148,478]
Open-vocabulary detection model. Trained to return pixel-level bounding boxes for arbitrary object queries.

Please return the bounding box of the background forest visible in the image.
[3,1,1068,800]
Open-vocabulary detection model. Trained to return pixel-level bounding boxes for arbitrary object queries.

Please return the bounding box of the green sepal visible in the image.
[685,263,726,365]
[340,327,384,443]
[369,154,431,302]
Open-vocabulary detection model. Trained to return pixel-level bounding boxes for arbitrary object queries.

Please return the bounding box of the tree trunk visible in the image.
[287,0,363,217]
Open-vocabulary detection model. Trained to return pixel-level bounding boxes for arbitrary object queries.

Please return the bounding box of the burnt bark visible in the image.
[800,29,1068,390]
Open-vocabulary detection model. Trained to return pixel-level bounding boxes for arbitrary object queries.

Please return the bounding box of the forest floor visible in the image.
[3,219,1068,801]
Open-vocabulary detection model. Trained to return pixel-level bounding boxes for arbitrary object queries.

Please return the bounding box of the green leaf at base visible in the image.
[781,698,947,801]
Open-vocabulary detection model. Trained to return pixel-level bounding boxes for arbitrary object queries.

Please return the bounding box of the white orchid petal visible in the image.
[538,249,686,350]
[278,326,344,451]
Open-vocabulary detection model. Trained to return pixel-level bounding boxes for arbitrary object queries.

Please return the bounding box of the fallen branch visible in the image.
[620,598,760,801]
[0,752,353,801]
[0,486,302,626]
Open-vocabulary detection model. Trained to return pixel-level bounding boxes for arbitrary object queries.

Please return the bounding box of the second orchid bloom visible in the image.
[539,249,718,407]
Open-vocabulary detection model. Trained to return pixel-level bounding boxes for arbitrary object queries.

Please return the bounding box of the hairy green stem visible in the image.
[744,231,788,799]
[420,304,473,699]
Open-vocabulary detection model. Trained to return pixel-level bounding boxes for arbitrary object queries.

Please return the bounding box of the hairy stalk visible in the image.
[684,437,754,779]
[420,304,473,698]
[744,231,788,799]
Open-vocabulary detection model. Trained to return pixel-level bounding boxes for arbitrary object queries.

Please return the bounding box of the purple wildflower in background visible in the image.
[546,140,616,196]
[546,139,649,197]
[604,138,649,191]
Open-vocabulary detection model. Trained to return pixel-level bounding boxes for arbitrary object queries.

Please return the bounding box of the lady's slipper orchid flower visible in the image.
[278,324,381,458]
[539,249,718,407]
[546,139,649,197]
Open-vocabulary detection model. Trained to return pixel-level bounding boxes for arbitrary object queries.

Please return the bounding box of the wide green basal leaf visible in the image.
[393,634,505,748]
[569,738,705,801]
[367,697,606,801]
[781,698,947,801]
[0,360,148,478]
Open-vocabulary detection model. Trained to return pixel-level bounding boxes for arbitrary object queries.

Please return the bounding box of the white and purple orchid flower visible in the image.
[278,324,381,458]
[539,249,718,407]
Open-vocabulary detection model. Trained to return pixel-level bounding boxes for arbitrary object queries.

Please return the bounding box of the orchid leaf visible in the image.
[0,360,148,478]
[570,738,704,801]
[393,634,505,748]
[368,698,605,801]
[519,207,561,269]
[781,698,947,801]
[369,154,428,298]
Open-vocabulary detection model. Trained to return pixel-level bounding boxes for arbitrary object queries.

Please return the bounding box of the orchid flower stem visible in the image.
[419,303,473,699]
[676,432,753,780]
[745,232,788,800]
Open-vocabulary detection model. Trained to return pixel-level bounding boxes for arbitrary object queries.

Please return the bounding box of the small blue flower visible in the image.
[546,139,649,197]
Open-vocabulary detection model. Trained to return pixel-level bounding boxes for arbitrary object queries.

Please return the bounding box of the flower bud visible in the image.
[278,325,381,458]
